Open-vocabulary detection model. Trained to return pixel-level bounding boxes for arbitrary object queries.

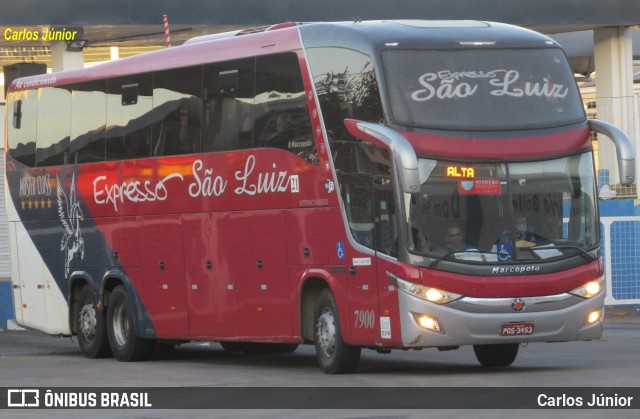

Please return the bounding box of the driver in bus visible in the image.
[498,213,540,246]
[494,213,542,261]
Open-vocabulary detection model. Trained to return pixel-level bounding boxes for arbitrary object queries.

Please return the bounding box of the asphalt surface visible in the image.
[0,309,638,418]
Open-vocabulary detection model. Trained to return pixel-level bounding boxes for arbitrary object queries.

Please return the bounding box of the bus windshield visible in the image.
[381,48,585,131]
[407,152,599,263]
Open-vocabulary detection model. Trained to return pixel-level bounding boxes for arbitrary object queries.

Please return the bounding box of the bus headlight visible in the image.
[395,277,462,304]
[586,310,602,325]
[412,313,445,334]
[569,277,604,299]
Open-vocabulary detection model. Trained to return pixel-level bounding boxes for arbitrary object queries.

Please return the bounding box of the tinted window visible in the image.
[71,80,107,163]
[203,58,254,152]
[8,53,320,166]
[337,143,396,255]
[255,53,316,164]
[381,48,584,131]
[36,86,71,166]
[106,74,153,160]
[153,66,203,156]
[7,90,37,167]
[306,47,383,144]
[341,174,375,248]
[407,153,598,262]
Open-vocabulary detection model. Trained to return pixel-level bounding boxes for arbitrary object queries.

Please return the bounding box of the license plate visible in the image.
[501,322,534,336]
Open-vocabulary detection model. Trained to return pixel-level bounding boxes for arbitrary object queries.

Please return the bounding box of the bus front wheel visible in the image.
[107,286,155,362]
[313,289,361,374]
[473,343,519,367]
[75,285,111,358]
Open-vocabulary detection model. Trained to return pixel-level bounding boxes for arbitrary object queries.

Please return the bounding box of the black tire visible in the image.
[75,285,112,358]
[314,289,361,374]
[106,286,155,362]
[473,343,519,367]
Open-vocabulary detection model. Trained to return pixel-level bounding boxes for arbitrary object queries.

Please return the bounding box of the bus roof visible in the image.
[7,20,560,94]
[298,20,559,53]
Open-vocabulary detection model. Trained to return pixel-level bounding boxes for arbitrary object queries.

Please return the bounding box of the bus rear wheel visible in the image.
[314,289,361,374]
[473,343,519,367]
[75,285,111,358]
[107,286,155,362]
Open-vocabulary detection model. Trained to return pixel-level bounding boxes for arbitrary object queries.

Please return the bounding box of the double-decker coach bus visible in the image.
[5,20,635,373]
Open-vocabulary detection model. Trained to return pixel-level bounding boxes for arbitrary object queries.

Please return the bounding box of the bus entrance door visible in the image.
[336,175,381,345]
[345,251,379,346]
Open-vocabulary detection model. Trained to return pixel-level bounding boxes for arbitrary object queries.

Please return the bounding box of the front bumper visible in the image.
[398,290,605,347]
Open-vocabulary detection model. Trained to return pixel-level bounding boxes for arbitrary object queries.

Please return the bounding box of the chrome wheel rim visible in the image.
[316,308,336,357]
[79,303,96,341]
[112,303,129,348]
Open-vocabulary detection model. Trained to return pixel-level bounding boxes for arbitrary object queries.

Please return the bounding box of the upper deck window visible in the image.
[306,47,383,144]
[381,48,584,131]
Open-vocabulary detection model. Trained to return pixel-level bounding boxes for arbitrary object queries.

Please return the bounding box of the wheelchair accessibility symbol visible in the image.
[337,242,345,259]
[497,243,513,261]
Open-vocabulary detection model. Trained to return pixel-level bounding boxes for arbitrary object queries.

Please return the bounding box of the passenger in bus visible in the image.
[435,223,477,254]
[125,131,148,158]
[178,109,199,153]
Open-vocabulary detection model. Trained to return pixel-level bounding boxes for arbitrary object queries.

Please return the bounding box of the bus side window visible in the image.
[203,58,254,152]
[35,86,71,166]
[254,53,317,164]
[153,65,203,157]
[306,47,383,145]
[333,141,395,252]
[341,174,375,249]
[375,175,397,257]
[106,74,153,161]
[7,91,37,167]
[70,80,107,163]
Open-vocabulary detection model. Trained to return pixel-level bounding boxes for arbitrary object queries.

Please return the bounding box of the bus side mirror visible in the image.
[588,119,635,185]
[344,119,420,193]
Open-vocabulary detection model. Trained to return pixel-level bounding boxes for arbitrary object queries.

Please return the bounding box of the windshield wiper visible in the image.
[530,245,597,261]
[428,249,484,268]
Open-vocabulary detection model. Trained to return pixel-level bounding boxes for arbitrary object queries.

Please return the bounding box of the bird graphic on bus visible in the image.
[57,175,85,276]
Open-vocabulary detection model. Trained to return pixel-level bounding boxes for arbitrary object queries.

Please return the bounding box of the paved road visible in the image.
[0,315,638,418]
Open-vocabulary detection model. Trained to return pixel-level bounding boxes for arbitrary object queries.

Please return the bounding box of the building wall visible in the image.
[0,102,12,327]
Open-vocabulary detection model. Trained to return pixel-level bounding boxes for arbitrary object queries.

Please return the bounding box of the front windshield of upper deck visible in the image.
[406,152,599,264]
[381,48,585,131]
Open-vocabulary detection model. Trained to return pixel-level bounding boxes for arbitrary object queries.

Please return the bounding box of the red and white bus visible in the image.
[5,20,635,373]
